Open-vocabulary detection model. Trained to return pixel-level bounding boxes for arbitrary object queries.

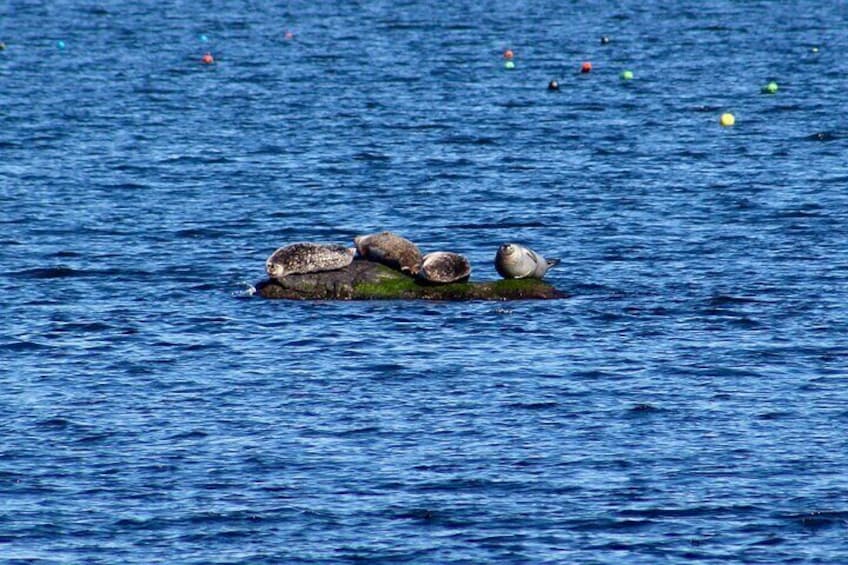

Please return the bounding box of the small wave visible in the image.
[51,250,83,258]
[377,20,429,32]
[335,425,381,437]
[174,227,227,239]
[10,266,150,279]
[572,369,615,379]
[567,517,656,532]
[627,403,662,414]
[784,510,848,530]
[366,362,404,373]
[714,367,765,378]
[13,266,81,279]
[413,477,519,494]
[84,5,109,16]
[158,154,232,165]
[396,121,449,131]
[749,535,785,547]
[167,430,209,440]
[73,432,115,445]
[101,181,149,190]
[692,105,722,113]
[114,516,156,529]
[189,282,220,291]
[707,294,761,306]
[570,282,614,294]
[352,151,391,162]
[757,411,793,420]
[0,339,51,352]
[574,102,607,112]
[441,135,498,146]
[186,509,268,526]
[251,144,286,156]
[773,210,823,223]
[447,221,546,229]
[393,507,438,522]
[762,104,803,113]
[234,282,257,297]
[504,401,558,410]
[619,504,763,519]
[803,131,841,142]
[36,417,78,430]
[54,321,114,333]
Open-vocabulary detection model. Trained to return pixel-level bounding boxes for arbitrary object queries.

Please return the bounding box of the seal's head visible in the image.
[353,235,365,257]
[494,243,524,279]
[266,257,285,278]
[498,243,517,258]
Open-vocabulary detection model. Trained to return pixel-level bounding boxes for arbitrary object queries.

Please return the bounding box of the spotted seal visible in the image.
[353,231,422,274]
[266,242,354,278]
[415,252,471,284]
[494,243,559,279]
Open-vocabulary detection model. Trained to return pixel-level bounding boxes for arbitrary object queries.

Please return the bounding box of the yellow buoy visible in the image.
[720,112,735,127]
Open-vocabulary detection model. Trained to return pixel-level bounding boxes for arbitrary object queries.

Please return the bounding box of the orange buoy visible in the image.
[503,49,514,60]
[581,61,592,73]
[284,30,294,40]
[201,52,214,64]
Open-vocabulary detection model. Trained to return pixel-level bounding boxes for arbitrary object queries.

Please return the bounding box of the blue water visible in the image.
[2,1,848,563]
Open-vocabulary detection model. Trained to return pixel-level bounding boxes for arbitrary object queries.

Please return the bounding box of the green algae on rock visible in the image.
[255,259,565,300]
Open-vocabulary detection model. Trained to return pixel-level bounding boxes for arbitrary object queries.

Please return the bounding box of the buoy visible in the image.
[720,112,735,127]
[284,30,294,40]
[620,70,633,80]
[0,41,6,51]
[761,81,778,94]
[56,40,66,49]
[199,34,209,42]
[581,62,592,73]
[600,36,610,44]
[548,79,559,91]
[504,60,515,70]
[201,52,214,64]
[811,46,819,53]
[503,49,514,60]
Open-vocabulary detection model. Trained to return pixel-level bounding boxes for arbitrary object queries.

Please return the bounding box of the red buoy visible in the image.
[581,61,592,73]
[503,49,514,60]
[201,52,214,64]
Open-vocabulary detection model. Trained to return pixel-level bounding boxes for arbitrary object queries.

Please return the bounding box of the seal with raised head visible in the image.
[353,231,422,274]
[494,243,559,279]
[266,242,354,278]
[415,252,471,284]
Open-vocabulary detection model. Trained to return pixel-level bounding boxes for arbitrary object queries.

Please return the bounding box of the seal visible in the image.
[266,242,354,278]
[353,231,422,274]
[415,252,471,284]
[494,243,559,279]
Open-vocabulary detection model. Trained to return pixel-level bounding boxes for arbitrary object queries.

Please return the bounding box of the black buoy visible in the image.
[547,79,559,91]
[600,35,610,45]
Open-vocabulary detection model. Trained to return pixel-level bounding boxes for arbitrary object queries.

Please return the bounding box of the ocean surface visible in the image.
[2,1,848,563]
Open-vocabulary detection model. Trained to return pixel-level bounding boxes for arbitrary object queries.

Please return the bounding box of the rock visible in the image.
[255,259,566,300]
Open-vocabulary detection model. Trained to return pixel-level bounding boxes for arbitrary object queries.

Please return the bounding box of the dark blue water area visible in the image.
[2,0,848,563]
